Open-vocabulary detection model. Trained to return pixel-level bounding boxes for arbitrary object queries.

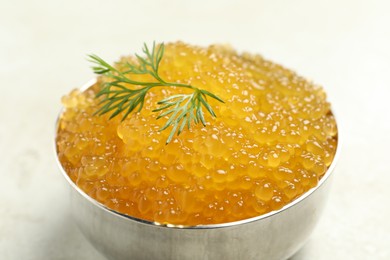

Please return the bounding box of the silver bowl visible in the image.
[55,80,340,260]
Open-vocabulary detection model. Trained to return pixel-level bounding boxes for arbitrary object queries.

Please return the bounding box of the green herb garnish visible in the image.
[88,42,224,144]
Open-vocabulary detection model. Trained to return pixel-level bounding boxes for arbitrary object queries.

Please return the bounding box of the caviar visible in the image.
[57,42,338,225]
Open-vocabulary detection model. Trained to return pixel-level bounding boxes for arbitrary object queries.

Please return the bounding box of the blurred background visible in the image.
[1,0,389,259]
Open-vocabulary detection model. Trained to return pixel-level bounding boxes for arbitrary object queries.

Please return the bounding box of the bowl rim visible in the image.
[54,78,340,229]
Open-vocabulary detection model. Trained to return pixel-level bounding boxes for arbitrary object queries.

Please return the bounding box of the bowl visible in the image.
[55,79,340,260]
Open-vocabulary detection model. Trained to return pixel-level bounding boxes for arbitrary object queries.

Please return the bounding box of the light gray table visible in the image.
[1,0,389,259]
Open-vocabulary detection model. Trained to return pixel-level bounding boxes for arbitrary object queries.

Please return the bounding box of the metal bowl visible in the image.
[55,80,340,260]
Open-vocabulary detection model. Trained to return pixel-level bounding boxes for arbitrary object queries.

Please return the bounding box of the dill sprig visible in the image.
[88,42,224,144]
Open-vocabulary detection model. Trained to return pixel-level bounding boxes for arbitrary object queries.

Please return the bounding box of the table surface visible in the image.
[1,0,389,259]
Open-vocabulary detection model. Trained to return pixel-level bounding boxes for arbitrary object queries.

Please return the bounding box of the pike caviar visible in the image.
[57,42,337,225]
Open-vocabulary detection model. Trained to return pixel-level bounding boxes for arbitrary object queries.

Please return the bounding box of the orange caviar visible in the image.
[57,42,337,225]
